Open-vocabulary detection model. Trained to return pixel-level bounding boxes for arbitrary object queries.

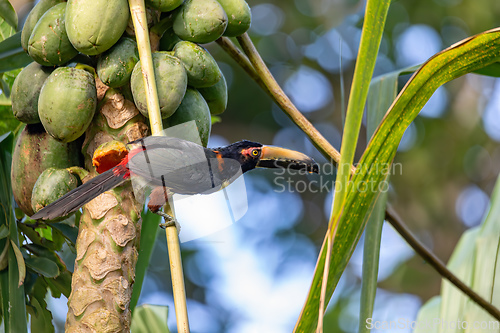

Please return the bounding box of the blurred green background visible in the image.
[3,0,500,331]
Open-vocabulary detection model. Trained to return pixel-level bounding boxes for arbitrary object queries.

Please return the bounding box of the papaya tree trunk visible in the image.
[65,85,148,332]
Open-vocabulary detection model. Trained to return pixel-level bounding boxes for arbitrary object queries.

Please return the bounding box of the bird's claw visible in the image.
[155,211,181,232]
[159,220,176,229]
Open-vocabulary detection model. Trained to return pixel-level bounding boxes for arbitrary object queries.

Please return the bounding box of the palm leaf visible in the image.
[416,172,500,332]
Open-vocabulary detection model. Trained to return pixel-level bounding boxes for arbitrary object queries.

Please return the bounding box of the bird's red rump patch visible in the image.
[112,164,130,179]
[126,145,146,160]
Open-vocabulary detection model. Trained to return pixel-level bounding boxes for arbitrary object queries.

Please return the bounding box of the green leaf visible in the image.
[413,296,441,333]
[366,65,420,141]
[30,278,55,333]
[36,225,53,241]
[438,228,479,328]
[0,68,21,135]
[25,257,60,278]
[0,131,13,225]
[358,63,402,333]
[0,0,17,30]
[131,211,160,313]
[0,92,10,105]
[45,270,72,298]
[0,240,8,270]
[327,0,391,235]
[416,171,500,331]
[30,297,55,333]
[3,68,21,93]
[295,27,500,332]
[0,106,20,137]
[474,62,500,77]
[0,17,15,44]
[0,32,32,73]
[1,76,9,97]
[461,172,500,322]
[18,223,58,250]
[131,304,170,333]
[23,243,66,270]
[358,65,420,332]
[10,240,26,286]
[50,222,79,245]
[0,132,12,328]
[0,224,8,239]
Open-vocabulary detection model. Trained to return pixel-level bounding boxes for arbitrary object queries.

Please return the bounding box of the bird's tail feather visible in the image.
[31,165,128,220]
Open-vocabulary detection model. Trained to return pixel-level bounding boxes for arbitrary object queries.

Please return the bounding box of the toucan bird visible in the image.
[31,136,319,221]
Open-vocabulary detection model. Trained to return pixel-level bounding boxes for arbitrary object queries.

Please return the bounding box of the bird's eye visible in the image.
[252,149,259,156]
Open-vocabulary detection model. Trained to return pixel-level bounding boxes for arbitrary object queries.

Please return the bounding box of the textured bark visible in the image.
[65,83,149,333]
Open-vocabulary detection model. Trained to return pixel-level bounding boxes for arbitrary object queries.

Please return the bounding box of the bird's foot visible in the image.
[155,211,181,232]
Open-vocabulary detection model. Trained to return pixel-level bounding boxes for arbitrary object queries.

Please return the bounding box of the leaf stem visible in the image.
[128,1,190,331]
[66,166,89,183]
[233,34,343,167]
[216,37,261,85]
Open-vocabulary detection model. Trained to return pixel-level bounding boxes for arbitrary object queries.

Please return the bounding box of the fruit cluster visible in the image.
[11,0,251,218]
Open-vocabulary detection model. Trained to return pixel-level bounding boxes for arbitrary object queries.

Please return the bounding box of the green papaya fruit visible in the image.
[173,0,228,44]
[66,0,130,55]
[31,168,79,219]
[21,0,65,51]
[97,37,139,88]
[146,0,183,12]
[11,124,82,216]
[38,67,97,142]
[217,0,251,37]
[173,41,222,88]
[131,52,187,119]
[198,72,227,115]
[159,26,182,51]
[11,62,53,124]
[163,88,211,147]
[28,3,78,66]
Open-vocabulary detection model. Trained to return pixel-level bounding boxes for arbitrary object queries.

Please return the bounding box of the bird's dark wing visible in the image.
[159,157,243,195]
[126,137,242,195]
[207,158,244,190]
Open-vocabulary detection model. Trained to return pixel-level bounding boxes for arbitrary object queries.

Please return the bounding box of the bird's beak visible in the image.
[257,146,319,173]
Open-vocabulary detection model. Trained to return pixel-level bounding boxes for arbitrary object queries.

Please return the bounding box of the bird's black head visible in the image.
[216,140,319,174]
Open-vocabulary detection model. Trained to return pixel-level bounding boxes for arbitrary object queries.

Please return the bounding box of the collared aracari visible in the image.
[31,136,319,221]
